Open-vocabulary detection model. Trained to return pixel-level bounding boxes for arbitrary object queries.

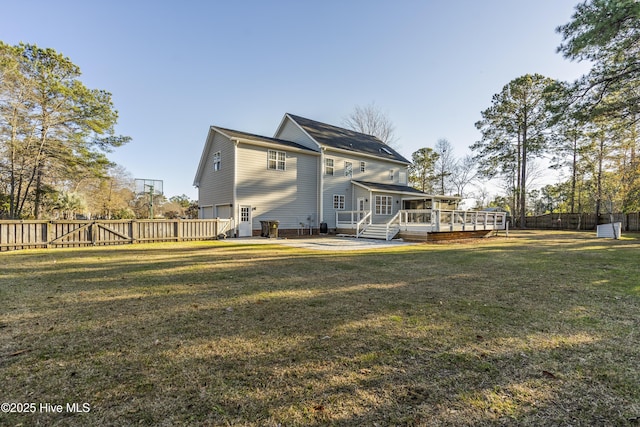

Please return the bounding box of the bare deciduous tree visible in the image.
[342,102,398,147]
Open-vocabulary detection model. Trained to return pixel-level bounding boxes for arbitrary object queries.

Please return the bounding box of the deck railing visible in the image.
[356,211,372,237]
[337,209,507,232]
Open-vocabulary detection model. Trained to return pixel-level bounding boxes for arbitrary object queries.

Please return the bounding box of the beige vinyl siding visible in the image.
[197,132,235,218]
[236,144,318,231]
[274,118,318,150]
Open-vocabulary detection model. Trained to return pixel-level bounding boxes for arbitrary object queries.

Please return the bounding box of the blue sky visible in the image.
[2,1,591,199]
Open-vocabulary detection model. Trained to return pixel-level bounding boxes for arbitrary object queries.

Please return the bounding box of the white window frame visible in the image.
[240,206,250,222]
[213,151,221,171]
[333,194,345,210]
[375,195,392,215]
[398,171,407,184]
[268,150,286,171]
[344,161,353,177]
[360,161,366,172]
[325,158,334,175]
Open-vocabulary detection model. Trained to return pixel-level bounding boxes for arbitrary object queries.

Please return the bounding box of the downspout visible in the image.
[319,148,324,227]
[233,139,239,236]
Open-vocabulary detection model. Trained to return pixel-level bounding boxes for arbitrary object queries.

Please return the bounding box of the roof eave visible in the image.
[323,145,410,165]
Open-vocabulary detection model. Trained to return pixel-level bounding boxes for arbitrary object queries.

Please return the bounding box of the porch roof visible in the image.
[352,180,461,201]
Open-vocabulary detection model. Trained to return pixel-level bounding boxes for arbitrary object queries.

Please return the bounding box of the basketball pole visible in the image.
[148,184,154,219]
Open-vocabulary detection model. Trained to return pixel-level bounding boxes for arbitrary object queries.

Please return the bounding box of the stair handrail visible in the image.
[356,211,372,238]
[385,211,402,240]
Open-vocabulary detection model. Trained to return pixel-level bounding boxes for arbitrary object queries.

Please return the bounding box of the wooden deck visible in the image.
[337,209,508,240]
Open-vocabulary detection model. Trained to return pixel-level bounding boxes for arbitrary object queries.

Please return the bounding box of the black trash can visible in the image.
[320,222,328,234]
[260,220,279,238]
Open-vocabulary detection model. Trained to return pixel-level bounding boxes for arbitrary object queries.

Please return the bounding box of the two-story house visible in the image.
[194,113,472,238]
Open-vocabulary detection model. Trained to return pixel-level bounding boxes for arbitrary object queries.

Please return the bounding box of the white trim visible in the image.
[323,146,410,166]
[344,161,353,177]
[233,140,238,232]
[375,195,393,216]
[267,149,286,171]
[351,180,462,201]
[233,137,319,155]
[193,126,217,187]
[325,157,334,175]
[212,151,221,171]
[319,149,325,223]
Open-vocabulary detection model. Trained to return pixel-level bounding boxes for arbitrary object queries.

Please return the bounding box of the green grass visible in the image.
[1,231,639,426]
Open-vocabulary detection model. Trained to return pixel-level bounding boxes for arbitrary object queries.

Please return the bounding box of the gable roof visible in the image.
[214,126,315,152]
[285,114,410,164]
[193,125,317,187]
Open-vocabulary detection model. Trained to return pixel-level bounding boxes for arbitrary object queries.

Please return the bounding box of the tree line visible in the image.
[408,0,640,227]
[0,42,196,219]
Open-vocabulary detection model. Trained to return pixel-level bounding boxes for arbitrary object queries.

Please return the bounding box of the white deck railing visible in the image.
[337,209,507,232]
[356,211,372,237]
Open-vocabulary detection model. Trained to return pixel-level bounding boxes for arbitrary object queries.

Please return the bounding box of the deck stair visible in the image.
[358,223,400,240]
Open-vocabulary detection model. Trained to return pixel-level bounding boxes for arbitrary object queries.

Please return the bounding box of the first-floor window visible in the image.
[268,150,286,170]
[375,195,392,215]
[333,194,345,210]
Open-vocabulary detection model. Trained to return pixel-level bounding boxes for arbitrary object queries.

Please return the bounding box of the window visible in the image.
[240,206,250,222]
[268,150,286,171]
[360,161,366,172]
[213,151,221,171]
[389,169,394,180]
[333,194,345,210]
[325,158,334,175]
[375,195,392,215]
[399,171,407,184]
[344,161,352,177]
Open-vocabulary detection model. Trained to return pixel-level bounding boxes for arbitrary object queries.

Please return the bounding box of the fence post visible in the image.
[176,219,182,242]
[46,221,53,249]
[131,220,138,244]
[90,221,97,245]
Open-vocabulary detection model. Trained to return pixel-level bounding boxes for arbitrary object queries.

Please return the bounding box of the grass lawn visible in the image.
[1,230,639,426]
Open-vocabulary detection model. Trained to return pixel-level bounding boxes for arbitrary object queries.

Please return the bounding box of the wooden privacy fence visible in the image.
[524,212,640,231]
[0,219,234,252]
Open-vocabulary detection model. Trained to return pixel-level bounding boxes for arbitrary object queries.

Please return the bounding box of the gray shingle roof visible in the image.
[287,114,410,164]
[215,126,315,152]
[352,180,428,195]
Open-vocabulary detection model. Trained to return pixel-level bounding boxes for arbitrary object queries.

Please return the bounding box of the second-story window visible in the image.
[325,158,334,175]
[345,161,352,177]
[360,161,366,172]
[268,150,286,171]
[213,152,221,171]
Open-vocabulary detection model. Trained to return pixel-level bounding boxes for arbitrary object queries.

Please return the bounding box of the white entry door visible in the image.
[357,197,366,220]
[238,205,252,237]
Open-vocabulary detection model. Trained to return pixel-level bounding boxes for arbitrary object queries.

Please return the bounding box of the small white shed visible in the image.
[596,222,621,239]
